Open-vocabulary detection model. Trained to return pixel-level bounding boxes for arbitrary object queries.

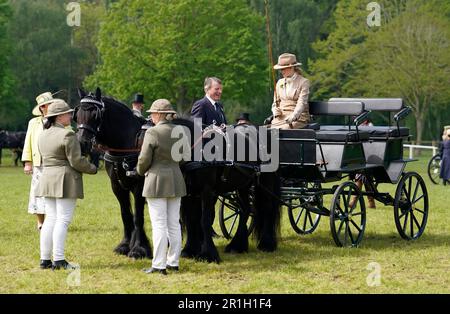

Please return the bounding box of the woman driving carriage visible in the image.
[270,53,311,129]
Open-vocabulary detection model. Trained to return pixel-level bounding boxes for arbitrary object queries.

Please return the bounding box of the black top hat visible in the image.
[133,93,144,104]
[236,112,250,122]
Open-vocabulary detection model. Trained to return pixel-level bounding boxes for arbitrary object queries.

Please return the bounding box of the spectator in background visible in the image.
[22,92,56,231]
[236,112,251,125]
[440,128,450,185]
[131,93,145,119]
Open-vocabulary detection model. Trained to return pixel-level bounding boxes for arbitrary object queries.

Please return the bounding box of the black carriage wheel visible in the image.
[394,172,429,240]
[287,183,322,235]
[329,181,366,247]
[218,194,255,240]
[427,154,441,185]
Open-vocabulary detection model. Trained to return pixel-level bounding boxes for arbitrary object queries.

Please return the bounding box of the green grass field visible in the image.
[0,150,448,294]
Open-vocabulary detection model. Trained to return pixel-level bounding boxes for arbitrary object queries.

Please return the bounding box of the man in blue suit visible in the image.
[190,77,227,238]
[191,77,227,128]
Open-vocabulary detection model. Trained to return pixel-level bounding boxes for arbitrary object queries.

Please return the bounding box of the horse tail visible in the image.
[253,172,281,252]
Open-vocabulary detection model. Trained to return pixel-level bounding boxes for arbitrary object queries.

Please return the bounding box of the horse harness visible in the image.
[76,98,153,189]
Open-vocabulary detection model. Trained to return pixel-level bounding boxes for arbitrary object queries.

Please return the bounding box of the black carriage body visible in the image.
[328,98,413,184]
[219,98,428,247]
[277,129,323,180]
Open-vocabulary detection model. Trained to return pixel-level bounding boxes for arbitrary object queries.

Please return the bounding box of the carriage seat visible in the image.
[320,125,409,138]
[263,115,319,130]
[315,130,370,142]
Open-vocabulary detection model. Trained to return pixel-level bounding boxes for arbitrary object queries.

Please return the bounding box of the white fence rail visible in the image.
[404,144,438,159]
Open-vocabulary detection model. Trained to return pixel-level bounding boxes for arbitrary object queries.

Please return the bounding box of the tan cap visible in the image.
[44,99,74,118]
[146,99,177,114]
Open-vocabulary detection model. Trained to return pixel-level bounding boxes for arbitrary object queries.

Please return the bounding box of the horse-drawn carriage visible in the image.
[219,98,429,247]
[75,90,429,265]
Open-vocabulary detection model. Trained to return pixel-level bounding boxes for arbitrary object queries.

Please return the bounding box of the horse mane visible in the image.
[102,96,133,115]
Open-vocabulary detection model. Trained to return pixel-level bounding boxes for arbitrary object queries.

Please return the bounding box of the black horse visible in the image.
[75,88,152,259]
[172,118,281,263]
[75,88,281,264]
[0,130,26,166]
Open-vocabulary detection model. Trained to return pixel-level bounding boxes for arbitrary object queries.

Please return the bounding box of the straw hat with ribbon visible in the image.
[273,53,302,70]
[44,99,74,118]
[32,92,57,116]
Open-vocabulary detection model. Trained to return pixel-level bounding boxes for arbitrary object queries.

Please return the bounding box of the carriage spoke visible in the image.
[350,219,362,233]
[402,211,409,234]
[224,212,238,222]
[410,209,414,237]
[295,208,305,226]
[413,194,424,204]
[307,210,314,227]
[411,211,422,231]
[402,186,410,201]
[337,219,345,235]
[342,192,349,212]
[348,224,355,244]
[413,208,425,215]
[303,212,308,231]
[412,180,420,204]
[229,214,238,234]
[408,177,413,201]
[398,210,407,220]
[336,204,345,217]
[343,221,349,246]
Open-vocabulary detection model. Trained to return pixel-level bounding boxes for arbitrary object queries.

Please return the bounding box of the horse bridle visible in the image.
[75,98,105,137]
[75,97,142,154]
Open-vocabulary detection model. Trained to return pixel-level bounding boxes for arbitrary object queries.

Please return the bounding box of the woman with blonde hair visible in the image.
[270,53,311,129]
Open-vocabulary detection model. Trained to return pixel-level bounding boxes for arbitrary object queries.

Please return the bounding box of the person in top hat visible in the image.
[270,53,311,129]
[22,92,57,231]
[36,100,97,270]
[137,99,190,275]
[191,77,227,128]
[236,112,251,125]
[131,93,145,118]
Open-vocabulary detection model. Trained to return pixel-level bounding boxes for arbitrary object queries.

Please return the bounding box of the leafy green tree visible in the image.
[308,0,375,100]
[0,0,27,130]
[355,1,450,144]
[8,0,81,112]
[86,0,268,120]
[249,0,337,71]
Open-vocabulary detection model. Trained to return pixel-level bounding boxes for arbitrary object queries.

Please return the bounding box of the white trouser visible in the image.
[40,198,76,261]
[147,197,182,269]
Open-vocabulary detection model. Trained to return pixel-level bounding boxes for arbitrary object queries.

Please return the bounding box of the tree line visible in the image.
[0,0,449,143]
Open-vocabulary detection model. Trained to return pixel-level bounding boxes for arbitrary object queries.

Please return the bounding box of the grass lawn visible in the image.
[0,149,449,293]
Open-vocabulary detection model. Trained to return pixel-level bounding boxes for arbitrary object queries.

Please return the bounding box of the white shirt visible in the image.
[206,95,217,110]
[283,73,298,99]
